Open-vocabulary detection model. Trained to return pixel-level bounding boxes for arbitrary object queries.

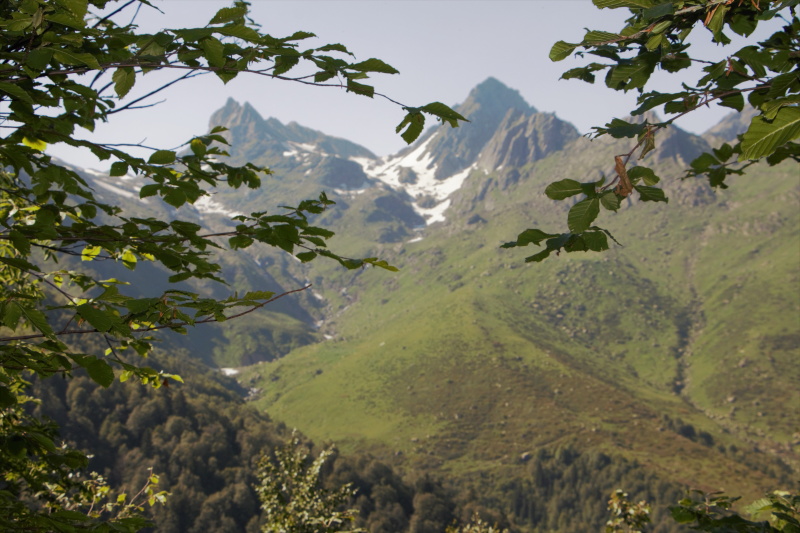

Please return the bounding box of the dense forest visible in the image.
[26,348,792,532]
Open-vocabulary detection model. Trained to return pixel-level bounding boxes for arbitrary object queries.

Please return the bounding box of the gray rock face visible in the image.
[313,157,369,190]
[476,109,580,171]
[702,106,758,145]
[420,77,535,179]
[208,98,375,161]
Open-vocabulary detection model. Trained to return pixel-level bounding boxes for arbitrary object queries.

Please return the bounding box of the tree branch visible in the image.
[0,285,312,343]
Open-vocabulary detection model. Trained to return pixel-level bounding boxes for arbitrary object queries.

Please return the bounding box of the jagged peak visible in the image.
[458,77,535,120]
[209,98,266,131]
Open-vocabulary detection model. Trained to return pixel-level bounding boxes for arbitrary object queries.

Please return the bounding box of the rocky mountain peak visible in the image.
[458,77,535,121]
[209,98,266,133]
[206,98,374,163]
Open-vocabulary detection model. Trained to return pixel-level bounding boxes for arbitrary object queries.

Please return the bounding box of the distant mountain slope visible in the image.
[357,77,580,224]
[228,80,798,503]
[70,77,798,531]
[703,106,759,145]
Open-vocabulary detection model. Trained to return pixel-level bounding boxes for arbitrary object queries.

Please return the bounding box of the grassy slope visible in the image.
[239,130,799,501]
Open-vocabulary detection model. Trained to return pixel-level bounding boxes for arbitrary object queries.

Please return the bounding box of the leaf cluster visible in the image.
[0,0,465,529]
[512,0,800,262]
[0,374,166,532]
[256,432,364,533]
[669,490,800,532]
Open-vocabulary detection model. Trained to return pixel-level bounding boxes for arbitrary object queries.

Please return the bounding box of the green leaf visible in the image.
[0,385,17,408]
[148,150,176,164]
[125,298,159,314]
[22,137,47,151]
[632,91,686,116]
[0,82,34,104]
[346,79,374,97]
[634,185,668,202]
[713,143,734,162]
[762,95,800,120]
[109,161,128,176]
[365,258,399,272]
[642,2,674,20]
[83,357,115,388]
[718,92,744,111]
[419,102,468,128]
[9,229,31,255]
[201,36,226,67]
[229,234,254,249]
[740,106,800,161]
[190,138,207,157]
[690,152,719,171]
[545,179,584,200]
[501,228,558,248]
[54,0,88,18]
[567,198,600,233]
[52,49,101,69]
[18,305,54,337]
[76,303,114,332]
[600,191,621,211]
[526,248,554,263]
[0,255,41,272]
[140,183,160,198]
[549,41,578,61]
[670,507,696,524]
[216,23,261,42]
[296,251,317,262]
[121,249,137,270]
[605,57,657,91]
[112,67,136,98]
[209,4,248,24]
[645,33,665,51]
[396,111,425,144]
[583,30,620,45]
[627,166,659,185]
[243,291,275,300]
[26,48,54,70]
[706,4,730,39]
[350,58,399,74]
[593,0,656,7]
[2,301,23,329]
[172,27,214,42]
[163,188,187,208]
[317,43,351,54]
[81,245,102,261]
[603,118,647,138]
[273,55,299,76]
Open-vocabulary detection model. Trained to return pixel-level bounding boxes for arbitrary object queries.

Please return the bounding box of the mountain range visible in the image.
[71,76,799,531]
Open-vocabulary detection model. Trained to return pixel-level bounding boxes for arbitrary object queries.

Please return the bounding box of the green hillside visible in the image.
[59,80,798,531]
[238,112,799,508]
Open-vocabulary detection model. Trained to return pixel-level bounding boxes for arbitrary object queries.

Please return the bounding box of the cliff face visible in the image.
[476,109,579,171]
[208,98,375,162]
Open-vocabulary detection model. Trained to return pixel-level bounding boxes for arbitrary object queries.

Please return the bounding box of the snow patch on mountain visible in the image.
[94,179,138,200]
[355,138,475,224]
[194,195,242,218]
[88,170,145,201]
[283,141,331,161]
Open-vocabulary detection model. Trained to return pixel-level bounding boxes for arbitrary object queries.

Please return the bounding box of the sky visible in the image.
[48,0,782,170]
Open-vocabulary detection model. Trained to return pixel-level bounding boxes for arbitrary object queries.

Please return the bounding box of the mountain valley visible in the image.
[59,77,799,532]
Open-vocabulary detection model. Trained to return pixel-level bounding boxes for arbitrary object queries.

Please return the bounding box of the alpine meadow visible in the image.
[0,1,798,533]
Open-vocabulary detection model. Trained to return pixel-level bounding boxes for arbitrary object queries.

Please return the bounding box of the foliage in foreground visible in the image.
[608,489,800,533]
[504,0,800,262]
[256,433,363,533]
[0,384,166,532]
[0,0,465,528]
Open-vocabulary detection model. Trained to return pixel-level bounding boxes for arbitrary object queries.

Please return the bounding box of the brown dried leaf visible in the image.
[614,155,634,198]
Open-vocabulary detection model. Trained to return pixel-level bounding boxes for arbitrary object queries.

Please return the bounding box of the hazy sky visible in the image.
[49,0,779,169]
